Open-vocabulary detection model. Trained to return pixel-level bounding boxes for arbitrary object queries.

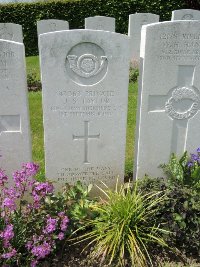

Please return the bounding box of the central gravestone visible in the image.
[39,30,130,193]
[0,40,31,179]
[85,16,115,32]
[134,21,200,179]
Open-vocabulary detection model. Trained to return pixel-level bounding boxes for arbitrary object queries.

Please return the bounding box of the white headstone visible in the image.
[134,21,200,179]
[0,23,23,43]
[0,40,32,178]
[128,13,159,67]
[85,16,115,32]
[39,30,130,194]
[172,9,200,20]
[37,19,69,35]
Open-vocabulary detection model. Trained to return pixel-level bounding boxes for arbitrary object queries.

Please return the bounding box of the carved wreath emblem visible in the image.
[67,54,107,78]
[165,87,200,120]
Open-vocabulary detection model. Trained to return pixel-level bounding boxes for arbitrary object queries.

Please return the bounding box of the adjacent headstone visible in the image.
[37,20,69,35]
[0,23,23,43]
[134,21,200,179]
[39,30,130,194]
[85,16,115,32]
[0,40,32,179]
[128,13,159,67]
[172,9,200,21]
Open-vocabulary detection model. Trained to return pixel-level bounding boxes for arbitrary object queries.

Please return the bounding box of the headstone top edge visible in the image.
[39,29,129,41]
[129,13,159,17]
[0,39,24,46]
[37,19,69,24]
[86,16,115,20]
[172,9,200,13]
[142,20,200,30]
[0,22,22,27]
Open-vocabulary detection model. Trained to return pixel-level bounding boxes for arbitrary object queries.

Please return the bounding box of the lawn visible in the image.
[26,56,138,180]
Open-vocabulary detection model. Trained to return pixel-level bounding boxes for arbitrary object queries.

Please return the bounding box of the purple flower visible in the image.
[1,226,14,247]
[34,182,54,195]
[187,161,194,168]
[1,248,17,259]
[58,232,64,240]
[190,153,199,161]
[22,162,39,177]
[3,187,20,199]
[31,241,52,259]
[197,147,200,153]
[2,198,16,211]
[13,170,27,188]
[60,215,69,232]
[31,260,38,267]
[0,169,8,186]
[43,217,58,234]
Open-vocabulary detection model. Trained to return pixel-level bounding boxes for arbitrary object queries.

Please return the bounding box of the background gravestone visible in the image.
[134,21,200,179]
[0,40,32,179]
[37,19,69,35]
[85,16,115,32]
[39,30,130,194]
[172,9,200,20]
[128,13,159,67]
[0,23,23,43]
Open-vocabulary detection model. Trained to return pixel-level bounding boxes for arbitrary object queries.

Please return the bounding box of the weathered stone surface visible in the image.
[85,16,115,32]
[0,40,31,179]
[37,19,69,35]
[39,30,130,194]
[172,9,200,21]
[128,13,159,67]
[0,23,23,43]
[134,21,200,179]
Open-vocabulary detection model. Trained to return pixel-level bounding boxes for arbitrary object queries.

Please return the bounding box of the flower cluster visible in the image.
[0,162,70,267]
[187,147,200,167]
[26,212,69,266]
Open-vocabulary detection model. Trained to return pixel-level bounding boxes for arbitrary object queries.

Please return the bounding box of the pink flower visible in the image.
[58,232,64,240]
[0,169,8,186]
[22,162,39,177]
[2,198,16,211]
[31,241,52,259]
[0,224,14,241]
[43,217,58,234]
[1,248,17,259]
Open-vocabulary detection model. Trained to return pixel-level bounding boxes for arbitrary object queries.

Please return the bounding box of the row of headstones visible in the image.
[1,19,200,194]
[1,8,200,64]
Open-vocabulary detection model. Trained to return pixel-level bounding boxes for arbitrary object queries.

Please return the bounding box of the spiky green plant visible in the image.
[76,181,170,267]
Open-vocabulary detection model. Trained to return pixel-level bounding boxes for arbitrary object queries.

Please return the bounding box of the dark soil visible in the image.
[40,238,200,267]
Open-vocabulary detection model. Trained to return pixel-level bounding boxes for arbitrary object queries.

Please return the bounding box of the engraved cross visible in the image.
[0,115,20,134]
[73,121,100,163]
[148,65,200,155]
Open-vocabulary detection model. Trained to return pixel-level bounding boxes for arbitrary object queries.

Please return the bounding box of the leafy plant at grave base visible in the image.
[160,147,200,190]
[0,163,95,266]
[129,67,139,83]
[138,148,200,259]
[27,70,41,92]
[75,181,170,267]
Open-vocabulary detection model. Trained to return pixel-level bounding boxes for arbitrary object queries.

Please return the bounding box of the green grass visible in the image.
[26,56,138,178]
[26,55,40,80]
[28,91,45,180]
